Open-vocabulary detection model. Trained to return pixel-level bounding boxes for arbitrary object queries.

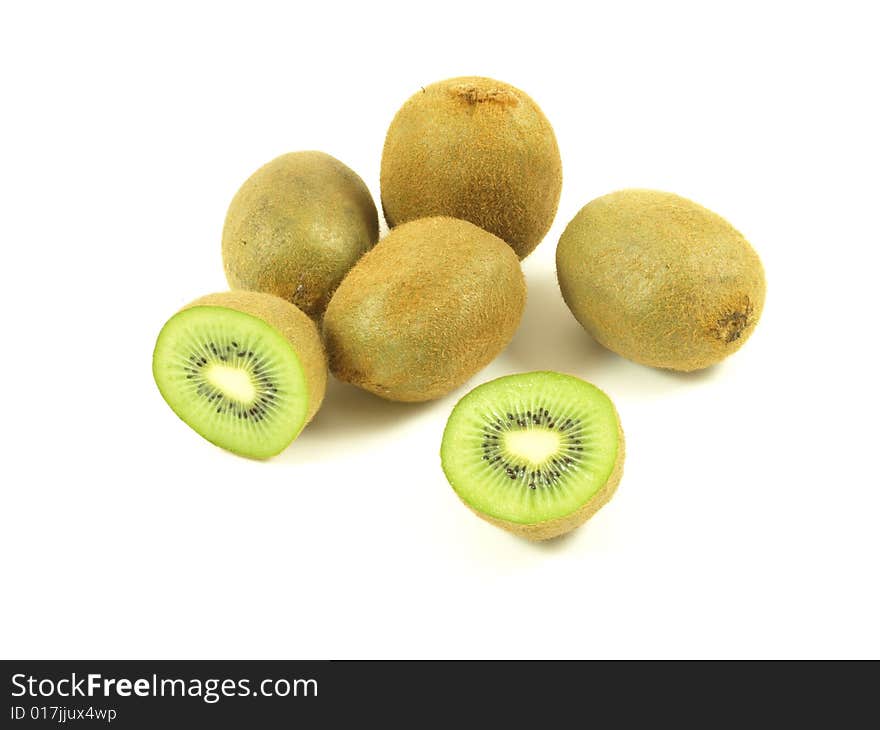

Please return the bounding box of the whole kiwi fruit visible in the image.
[556,189,766,371]
[153,291,327,459]
[380,76,562,259]
[222,151,378,318]
[323,217,526,402]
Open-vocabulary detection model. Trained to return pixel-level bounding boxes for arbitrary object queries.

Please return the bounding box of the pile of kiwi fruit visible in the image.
[153,75,765,542]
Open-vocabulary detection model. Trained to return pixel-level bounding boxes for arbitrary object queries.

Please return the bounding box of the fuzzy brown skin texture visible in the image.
[323,217,526,402]
[184,291,327,424]
[380,77,562,259]
[557,190,766,371]
[222,151,379,319]
[474,422,625,541]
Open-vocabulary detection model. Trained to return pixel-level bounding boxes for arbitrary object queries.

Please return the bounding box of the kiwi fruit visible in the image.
[380,76,562,259]
[557,189,766,371]
[323,217,526,402]
[441,372,624,540]
[222,151,379,318]
[153,291,327,459]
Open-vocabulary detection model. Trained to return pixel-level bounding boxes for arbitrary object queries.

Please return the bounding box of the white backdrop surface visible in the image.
[1,1,877,658]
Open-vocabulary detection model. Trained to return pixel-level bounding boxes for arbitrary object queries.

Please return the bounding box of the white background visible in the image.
[1,1,878,659]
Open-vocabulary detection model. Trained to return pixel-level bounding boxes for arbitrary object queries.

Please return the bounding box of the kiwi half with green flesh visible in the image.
[323,217,526,402]
[153,291,327,459]
[441,372,624,540]
[222,151,378,318]
[380,76,562,259]
[556,189,766,371]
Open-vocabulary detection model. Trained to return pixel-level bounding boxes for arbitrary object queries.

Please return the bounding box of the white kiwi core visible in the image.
[504,428,562,466]
[205,363,257,403]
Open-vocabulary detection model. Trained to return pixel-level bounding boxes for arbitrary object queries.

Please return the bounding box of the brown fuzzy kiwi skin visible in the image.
[556,189,766,372]
[322,217,526,402]
[380,77,562,259]
[182,291,327,425]
[222,151,379,319]
[467,421,625,541]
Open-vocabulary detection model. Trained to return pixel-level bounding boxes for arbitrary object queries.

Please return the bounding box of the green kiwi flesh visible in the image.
[441,372,624,540]
[153,291,327,459]
[222,151,379,318]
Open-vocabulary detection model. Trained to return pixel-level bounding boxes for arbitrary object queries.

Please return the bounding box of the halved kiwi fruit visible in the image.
[153,291,327,459]
[441,372,624,540]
